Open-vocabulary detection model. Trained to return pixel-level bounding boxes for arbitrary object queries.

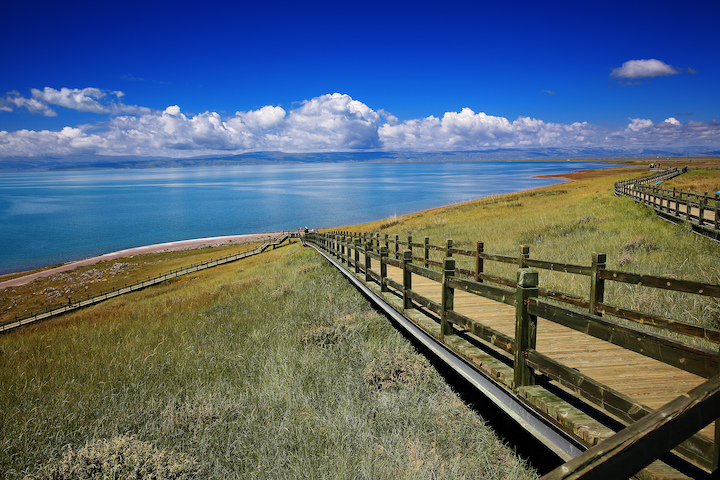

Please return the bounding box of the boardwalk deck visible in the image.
[384,264,714,440]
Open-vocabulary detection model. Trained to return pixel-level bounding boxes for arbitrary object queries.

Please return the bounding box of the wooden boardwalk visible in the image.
[385,264,713,439]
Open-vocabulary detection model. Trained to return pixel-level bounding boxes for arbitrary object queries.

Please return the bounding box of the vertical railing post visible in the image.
[715,193,719,231]
[395,234,400,259]
[590,253,607,316]
[424,236,430,268]
[519,245,530,268]
[446,239,453,257]
[354,238,360,274]
[402,250,413,311]
[407,235,413,260]
[514,268,538,389]
[440,257,455,341]
[340,234,345,264]
[380,247,388,292]
[376,232,380,250]
[384,234,389,250]
[475,241,484,283]
[365,240,372,282]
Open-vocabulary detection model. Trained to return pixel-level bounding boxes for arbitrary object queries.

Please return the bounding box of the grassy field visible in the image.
[2,158,719,479]
[0,243,535,479]
[338,160,720,336]
[0,242,263,326]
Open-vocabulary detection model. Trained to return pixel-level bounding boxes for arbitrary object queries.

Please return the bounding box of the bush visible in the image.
[25,435,202,480]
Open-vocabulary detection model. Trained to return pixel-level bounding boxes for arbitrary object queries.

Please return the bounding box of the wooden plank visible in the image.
[447,276,516,306]
[530,299,718,378]
[524,258,593,276]
[597,302,720,344]
[539,374,720,480]
[599,269,720,298]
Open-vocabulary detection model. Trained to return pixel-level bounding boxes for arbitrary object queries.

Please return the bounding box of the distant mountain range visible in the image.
[1,148,718,171]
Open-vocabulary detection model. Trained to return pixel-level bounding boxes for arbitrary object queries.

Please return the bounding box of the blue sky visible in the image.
[1,0,719,159]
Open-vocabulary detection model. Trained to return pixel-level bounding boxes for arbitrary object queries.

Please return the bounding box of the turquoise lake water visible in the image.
[0,161,611,275]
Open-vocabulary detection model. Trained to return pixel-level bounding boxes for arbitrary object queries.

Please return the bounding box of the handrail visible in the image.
[304,230,720,475]
[614,167,720,240]
[1,233,292,333]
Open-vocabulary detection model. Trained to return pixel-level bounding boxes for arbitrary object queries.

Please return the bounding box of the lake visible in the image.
[0,161,611,275]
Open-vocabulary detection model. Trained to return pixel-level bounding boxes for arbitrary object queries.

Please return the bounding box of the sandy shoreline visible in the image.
[0,232,280,289]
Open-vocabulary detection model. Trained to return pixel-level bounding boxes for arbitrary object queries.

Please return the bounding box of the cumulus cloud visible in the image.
[1,90,719,159]
[611,59,680,79]
[1,87,152,116]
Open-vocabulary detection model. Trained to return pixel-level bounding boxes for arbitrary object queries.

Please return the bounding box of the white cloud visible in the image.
[626,118,654,132]
[611,59,680,79]
[1,87,152,116]
[1,90,719,159]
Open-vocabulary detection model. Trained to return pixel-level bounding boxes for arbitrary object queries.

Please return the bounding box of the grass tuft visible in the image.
[23,435,202,480]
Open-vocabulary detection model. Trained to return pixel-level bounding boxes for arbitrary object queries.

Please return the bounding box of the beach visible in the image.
[0,232,279,289]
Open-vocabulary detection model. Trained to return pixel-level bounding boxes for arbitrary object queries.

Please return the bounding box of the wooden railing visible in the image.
[305,231,720,477]
[0,233,292,333]
[615,167,720,240]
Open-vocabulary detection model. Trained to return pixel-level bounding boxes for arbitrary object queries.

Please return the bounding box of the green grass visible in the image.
[1,244,535,479]
[340,165,720,337]
[0,242,263,325]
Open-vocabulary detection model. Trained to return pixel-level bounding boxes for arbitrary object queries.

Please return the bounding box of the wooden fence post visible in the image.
[408,235,413,260]
[715,193,719,231]
[590,253,607,316]
[514,268,538,389]
[446,239,453,257]
[403,250,413,311]
[380,247,388,292]
[519,245,530,268]
[424,236,430,268]
[475,241,484,283]
[384,234,389,250]
[341,234,346,263]
[395,234,400,259]
[441,257,456,341]
[365,240,372,282]
[354,238,360,274]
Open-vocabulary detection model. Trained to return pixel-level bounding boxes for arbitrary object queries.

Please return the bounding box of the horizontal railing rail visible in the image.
[615,167,720,240]
[304,230,720,475]
[1,233,292,333]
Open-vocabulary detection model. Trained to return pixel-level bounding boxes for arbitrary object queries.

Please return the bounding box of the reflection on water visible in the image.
[0,161,608,274]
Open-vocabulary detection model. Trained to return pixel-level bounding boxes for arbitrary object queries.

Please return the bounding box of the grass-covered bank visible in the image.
[340,163,720,334]
[0,243,535,479]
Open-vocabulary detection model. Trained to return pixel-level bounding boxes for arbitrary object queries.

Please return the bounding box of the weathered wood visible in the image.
[445,309,515,354]
[364,241,372,282]
[380,247,388,292]
[598,269,720,298]
[424,236,430,268]
[403,250,413,311]
[589,253,606,316]
[407,289,441,315]
[406,262,443,282]
[475,241,484,283]
[526,349,654,422]
[530,298,718,378]
[539,373,720,480]
[446,276,516,306]
[441,257,455,340]
[524,258,592,276]
[596,302,720,344]
[479,252,517,264]
[519,245,530,268]
[514,269,539,389]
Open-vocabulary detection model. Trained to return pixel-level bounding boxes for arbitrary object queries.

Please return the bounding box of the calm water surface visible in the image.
[0,161,609,274]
